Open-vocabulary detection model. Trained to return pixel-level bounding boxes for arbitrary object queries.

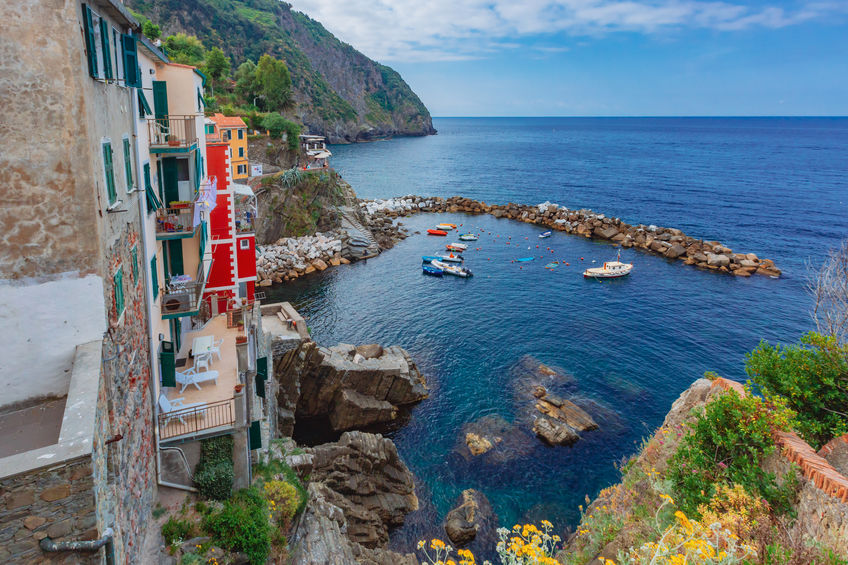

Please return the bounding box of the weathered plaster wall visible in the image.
[0,276,106,407]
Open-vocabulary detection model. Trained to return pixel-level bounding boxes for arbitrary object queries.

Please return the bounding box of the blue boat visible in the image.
[539,231,552,239]
[516,257,535,262]
[422,256,441,263]
[422,264,444,277]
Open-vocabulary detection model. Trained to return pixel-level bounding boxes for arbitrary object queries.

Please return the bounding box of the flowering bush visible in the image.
[416,522,560,565]
[697,484,770,540]
[263,480,299,528]
[416,538,477,565]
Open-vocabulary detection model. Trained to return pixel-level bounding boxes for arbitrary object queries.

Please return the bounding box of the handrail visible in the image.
[158,397,235,440]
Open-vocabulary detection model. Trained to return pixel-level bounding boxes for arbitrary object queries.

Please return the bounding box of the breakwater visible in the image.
[360,195,782,277]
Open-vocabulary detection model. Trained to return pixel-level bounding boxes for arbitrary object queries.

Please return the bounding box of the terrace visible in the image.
[156,202,197,239]
[157,313,247,443]
[147,115,199,153]
[161,259,210,319]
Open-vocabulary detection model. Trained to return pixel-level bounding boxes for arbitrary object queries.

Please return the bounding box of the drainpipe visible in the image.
[40,527,115,565]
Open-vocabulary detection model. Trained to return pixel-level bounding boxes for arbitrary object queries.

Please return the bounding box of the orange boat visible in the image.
[427,229,448,236]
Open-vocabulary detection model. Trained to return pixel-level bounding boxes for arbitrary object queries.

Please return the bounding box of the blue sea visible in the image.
[265,117,848,556]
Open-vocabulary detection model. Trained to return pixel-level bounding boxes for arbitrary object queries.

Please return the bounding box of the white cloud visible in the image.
[287,0,846,62]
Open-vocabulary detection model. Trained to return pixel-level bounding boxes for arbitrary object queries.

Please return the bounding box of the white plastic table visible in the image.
[192,335,214,357]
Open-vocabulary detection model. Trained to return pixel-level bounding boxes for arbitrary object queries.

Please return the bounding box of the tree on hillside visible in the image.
[142,20,161,41]
[808,239,848,344]
[163,33,206,66]
[235,60,260,103]
[256,54,293,112]
[205,47,230,82]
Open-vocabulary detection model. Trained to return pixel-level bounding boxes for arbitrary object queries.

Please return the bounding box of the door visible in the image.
[167,240,184,276]
[152,80,169,143]
[161,157,179,205]
[176,158,191,202]
[170,319,181,353]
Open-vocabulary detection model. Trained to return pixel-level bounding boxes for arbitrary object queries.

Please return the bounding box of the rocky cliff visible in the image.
[127,0,436,142]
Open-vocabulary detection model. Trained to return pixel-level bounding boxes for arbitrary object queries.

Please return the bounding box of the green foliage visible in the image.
[253,458,308,515]
[746,332,848,449]
[234,60,260,102]
[194,435,235,500]
[205,47,230,82]
[180,554,203,565]
[152,504,166,519]
[668,390,798,517]
[263,480,300,527]
[142,20,161,41]
[162,516,194,546]
[164,33,206,66]
[256,55,293,112]
[203,487,271,565]
[262,114,300,149]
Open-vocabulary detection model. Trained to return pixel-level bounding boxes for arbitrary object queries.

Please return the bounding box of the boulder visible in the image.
[535,394,599,432]
[356,344,384,359]
[313,259,328,271]
[443,489,493,546]
[465,433,494,456]
[706,253,730,267]
[329,389,398,432]
[533,416,579,446]
[665,244,687,259]
[594,226,619,240]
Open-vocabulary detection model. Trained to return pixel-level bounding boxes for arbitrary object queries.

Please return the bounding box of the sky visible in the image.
[287,0,848,116]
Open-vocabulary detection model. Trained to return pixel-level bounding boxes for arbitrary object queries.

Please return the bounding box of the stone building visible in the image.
[0,0,156,562]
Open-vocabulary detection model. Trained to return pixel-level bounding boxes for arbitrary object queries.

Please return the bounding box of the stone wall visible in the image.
[0,457,99,564]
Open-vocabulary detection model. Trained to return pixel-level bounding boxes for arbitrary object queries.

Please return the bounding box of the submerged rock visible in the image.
[533,415,579,446]
[465,433,495,456]
[456,414,534,463]
[443,489,495,547]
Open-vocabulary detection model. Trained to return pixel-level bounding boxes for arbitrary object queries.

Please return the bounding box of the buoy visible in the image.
[566,262,570,266]
[580,257,584,260]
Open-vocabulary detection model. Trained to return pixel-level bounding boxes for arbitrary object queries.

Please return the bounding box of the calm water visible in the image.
[267,118,848,555]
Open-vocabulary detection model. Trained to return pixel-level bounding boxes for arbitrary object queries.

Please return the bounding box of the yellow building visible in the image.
[209,113,249,180]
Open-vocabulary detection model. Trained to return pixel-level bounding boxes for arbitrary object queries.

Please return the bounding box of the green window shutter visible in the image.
[113,267,124,317]
[199,221,207,260]
[167,239,184,276]
[152,80,169,118]
[193,150,201,193]
[144,163,162,213]
[197,88,205,110]
[151,255,159,299]
[160,341,176,388]
[123,138,133,191]
[131,246,138,283]
[249,420,262,450]
[238,129,244,140]
[138,90,153,118]
[99,18,113,80]
[103,142,116,205]
[255,356,268,399]
[121,34,140,88]
[82,5,98,78]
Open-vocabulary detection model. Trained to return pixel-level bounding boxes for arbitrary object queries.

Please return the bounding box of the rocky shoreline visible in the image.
[360,195,782,277]
[256,232,350,286]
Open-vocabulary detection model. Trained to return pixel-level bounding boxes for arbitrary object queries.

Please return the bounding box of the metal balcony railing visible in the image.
[148,115,198,149]
[156,204,196,238]
[162,261,208,317]
[158,398,235,440]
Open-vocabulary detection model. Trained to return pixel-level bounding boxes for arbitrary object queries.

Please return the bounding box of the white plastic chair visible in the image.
[158,394,204,426]
[208,338,224,361]
[175,367,220,393]
[194,352,212,372]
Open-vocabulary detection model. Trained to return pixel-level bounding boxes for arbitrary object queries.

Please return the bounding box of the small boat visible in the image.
[436,254,463,263]
[427,229,448,236]
[583,250,633,279]
[539,231,552,239]
[446,243,468,251]
[431,259,473,278]
[421,256,441,263]
[516,257,534,262]
[458,233,479,241]
[436,223,456,231]
[422,264,443,277]
[545,262,559,269]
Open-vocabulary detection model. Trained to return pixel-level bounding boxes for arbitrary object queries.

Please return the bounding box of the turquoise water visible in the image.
[266,118,848,555]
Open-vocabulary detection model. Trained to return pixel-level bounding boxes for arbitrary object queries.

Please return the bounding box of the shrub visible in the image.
[262,114,301,150]
[194,461,234,501]
[698,483,770,540]
[746,332,848,449]
[667,390,798,516]
[162,516,194,546]
[264,480,300,528]
[203,487,271,565]
[200,435,234,466]
[179,554,203,565]
[252,458,308,515]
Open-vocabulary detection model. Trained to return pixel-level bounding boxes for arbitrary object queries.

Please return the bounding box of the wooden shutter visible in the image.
[102,142,116,205]
[121,34,140,87]
[113,267,124,317]
[194,150,201,192]
[131,246,138,283]
[167,240,184,276]
[82,5,98,78]
[151,255,159,299]
[160,341,176,388]
[99,18,112,79]
[152,81,169,118]
[249,420,262,450]
[255,356,268,398]
[123,138,133,191]
[197,88,205,110]
[199,221,207,260]
[144,163,162,212]
[138,90,153,118]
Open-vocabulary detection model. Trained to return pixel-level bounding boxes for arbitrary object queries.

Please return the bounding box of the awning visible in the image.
[307,150,331,159]
[232,183,255,196]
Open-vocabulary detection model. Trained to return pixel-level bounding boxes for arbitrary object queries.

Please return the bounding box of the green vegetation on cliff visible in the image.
[127,0,435,141]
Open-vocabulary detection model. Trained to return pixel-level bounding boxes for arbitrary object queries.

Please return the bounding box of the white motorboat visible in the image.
[583,250,633,279]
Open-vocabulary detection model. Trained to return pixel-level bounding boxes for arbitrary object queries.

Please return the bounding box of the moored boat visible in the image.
[458,233,479,241]
[446,243,468,251]
[422,256,441,263]
[583,250,633,278]
[436,223,456,231]
[422,264,443,277]
[539,231,552,239]
[428,229,448,236]
[516,257,534,262]
[431,259,473,278]
[436,253,463,263]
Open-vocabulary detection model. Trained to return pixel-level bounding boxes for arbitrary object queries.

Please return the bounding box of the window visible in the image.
[205,124,215,135]
[123,137,133,192]
[113,267,125,318]
[112,29,124,82]
[238,146,244,158]
[102,141,116,205]
[99,17,113,80]
[237,164,247,176]
[82,5,138,86]
[237,129,244,140]
[151,255,159,300]
[131,246,139,284]
[121,34,140,88]
[223,130,230,142]
[239,239,250,250]
[144,162,162,213]
[197,88,205,111]
[138,90,152,119]
[82,5,99,78]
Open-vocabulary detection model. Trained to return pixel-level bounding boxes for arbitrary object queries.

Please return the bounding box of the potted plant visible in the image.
[235,335,247,345]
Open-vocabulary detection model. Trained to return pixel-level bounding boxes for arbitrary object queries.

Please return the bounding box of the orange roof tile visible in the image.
[210,113,247,129]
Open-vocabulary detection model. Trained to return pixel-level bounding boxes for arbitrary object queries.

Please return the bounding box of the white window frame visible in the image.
[112,28,125,83]
[91,12,105,80]
[239,239,250,250]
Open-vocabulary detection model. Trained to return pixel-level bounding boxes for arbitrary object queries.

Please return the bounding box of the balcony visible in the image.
[156,203,197,240]
[233,184,257,234]
[161,260,209,319]
[147,115,199,153]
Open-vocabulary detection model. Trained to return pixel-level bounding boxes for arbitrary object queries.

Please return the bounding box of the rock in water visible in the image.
[307,431,418,548]
[356,343,384,359]
[443,490,496,547]
[465,433,494,456]
[330,389,398,432]
[535,394,598,432]
[533,416,579,446]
